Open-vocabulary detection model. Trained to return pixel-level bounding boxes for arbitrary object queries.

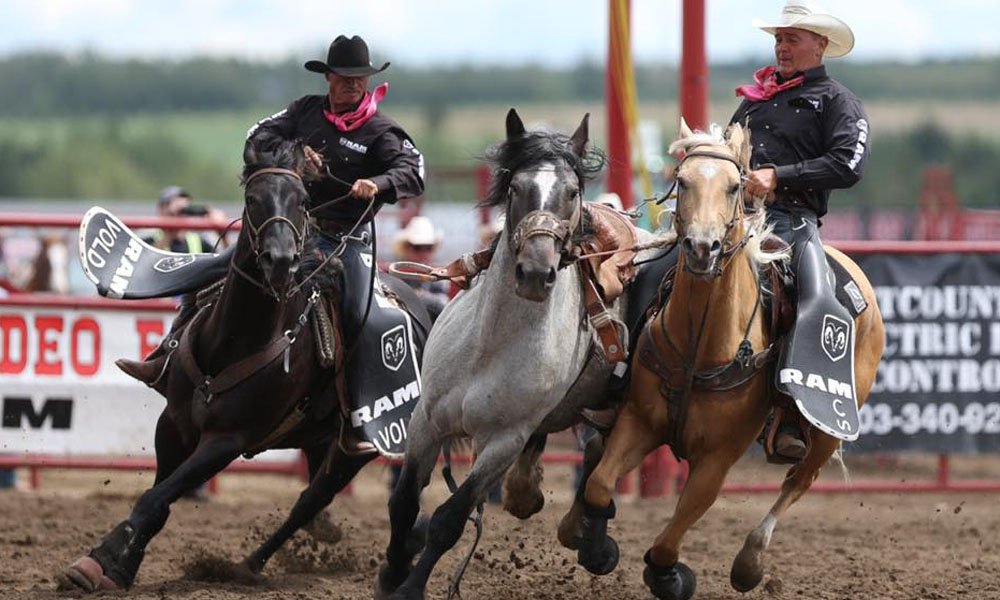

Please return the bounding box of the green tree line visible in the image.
[0,52,997,117]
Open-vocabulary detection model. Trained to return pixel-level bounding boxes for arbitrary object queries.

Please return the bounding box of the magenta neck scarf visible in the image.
[735,66,805,102]
[323,82,389,132]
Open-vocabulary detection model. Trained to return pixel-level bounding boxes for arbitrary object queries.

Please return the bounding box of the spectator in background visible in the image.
[392,215,450,320]
[149,186,228,253]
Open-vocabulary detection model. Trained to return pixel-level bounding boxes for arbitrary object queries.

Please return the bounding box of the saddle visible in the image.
[578,202,640,305]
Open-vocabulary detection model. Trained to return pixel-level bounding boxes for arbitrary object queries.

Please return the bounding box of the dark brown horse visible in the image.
[63,140,427,592]
[574,123,885,599]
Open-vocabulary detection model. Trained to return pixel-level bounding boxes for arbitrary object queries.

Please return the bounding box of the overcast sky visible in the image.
[2,0,997,66]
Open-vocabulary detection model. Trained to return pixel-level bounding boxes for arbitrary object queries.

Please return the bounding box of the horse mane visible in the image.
[240,138,307,184]
[669,123,789,267]
[478,129,606,209]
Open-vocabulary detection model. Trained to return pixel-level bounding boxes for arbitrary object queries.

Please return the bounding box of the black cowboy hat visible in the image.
[304,35,390,77]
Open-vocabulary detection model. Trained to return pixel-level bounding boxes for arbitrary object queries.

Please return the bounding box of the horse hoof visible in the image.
[578,535,619,575]
[730,534,766,592]
[374,562,408,600]
[643,556,696,600]
[241,555,265,575]
[63,556,120,592]
[556,503,583,550]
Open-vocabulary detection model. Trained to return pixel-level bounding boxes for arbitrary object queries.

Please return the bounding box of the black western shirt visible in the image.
[247,94,425,225]
[729,65,870,217]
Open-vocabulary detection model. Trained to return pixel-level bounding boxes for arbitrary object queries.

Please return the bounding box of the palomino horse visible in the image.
[64,139,429,591]
[575,122,885,599]
[375,109,657,600]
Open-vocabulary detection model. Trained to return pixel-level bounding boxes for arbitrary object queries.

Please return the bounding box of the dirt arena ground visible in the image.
[2,455,998,600]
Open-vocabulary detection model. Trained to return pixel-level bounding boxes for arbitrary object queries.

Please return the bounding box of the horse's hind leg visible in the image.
[730,432,842,593]
[502,433,547,519]
[64,432,244,591]
[376,408,443,600]
[577,402,661,575]
[558,431,604,550]
[242,442,375,574]
[387,431,527,600]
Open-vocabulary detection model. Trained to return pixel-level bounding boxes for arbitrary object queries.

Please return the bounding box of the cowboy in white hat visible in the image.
[393,216,450,320]
[730,1,870,462]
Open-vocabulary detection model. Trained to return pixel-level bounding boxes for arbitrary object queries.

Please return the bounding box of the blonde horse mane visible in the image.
[669,122,789,268]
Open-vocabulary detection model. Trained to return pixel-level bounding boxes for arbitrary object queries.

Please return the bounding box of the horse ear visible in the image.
[243,139,259,167]
[570,113,590,157]
[506,108,526,140]
[726,124,751,167]
[679,117,694,139]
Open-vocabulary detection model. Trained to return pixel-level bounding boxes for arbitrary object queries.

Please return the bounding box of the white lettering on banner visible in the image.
[779,368,854,400]
[350,380,421,427]
[859,401,1000,437]
[86,217,123,269]
[872,359,1000,394]
[883,322,982,357]
[875,285,1000,320]
[0,307,171,381]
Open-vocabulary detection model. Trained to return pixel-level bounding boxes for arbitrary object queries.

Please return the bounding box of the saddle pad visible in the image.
[776,248,861,441]
[346,273,423,458]
[78,206,231,299]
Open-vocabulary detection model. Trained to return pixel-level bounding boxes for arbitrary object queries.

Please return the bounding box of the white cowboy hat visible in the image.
[393,215,442,255]
[752,1,855,58]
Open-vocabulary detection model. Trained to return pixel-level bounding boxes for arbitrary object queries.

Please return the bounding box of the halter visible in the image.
[673,148,751,277]
[506,169,583,268]
[234,166,310,299]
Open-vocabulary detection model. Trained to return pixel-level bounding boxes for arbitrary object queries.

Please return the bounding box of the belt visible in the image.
[773,192,813,210]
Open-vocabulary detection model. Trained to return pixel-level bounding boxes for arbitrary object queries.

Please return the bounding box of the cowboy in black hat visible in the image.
[121,37,425,446]
[247,35,425,452]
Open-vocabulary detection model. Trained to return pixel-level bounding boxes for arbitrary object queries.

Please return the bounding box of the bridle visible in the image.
[506,168,583,268]
[672,148,753,277]
[233,166,309,300]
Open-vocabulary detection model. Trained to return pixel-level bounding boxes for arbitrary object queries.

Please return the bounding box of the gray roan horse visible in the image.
[375,109,656,600]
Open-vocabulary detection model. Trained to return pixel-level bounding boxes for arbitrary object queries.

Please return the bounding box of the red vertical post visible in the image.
[679,0,708,131]
[937,454,950,490]
[606,0,634,209]
[476,164,492,226]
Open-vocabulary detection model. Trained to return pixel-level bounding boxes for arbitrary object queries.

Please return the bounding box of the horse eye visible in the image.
[729,184,740,195]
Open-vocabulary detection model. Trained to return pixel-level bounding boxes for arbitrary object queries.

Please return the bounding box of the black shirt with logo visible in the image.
[730,65,869,217]
[247,95,425,225]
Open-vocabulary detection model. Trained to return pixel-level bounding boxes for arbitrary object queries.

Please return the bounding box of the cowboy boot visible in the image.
[774,425,807,460]
[116,299,197,387]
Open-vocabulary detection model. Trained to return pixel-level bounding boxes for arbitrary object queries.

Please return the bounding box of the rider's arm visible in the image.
[245,97,305,150]
[772,91,870,192]
[367,130,425,204]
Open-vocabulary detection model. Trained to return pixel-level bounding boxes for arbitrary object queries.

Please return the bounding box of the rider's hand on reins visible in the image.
[304,145,324,171]
[351,178,379,200]
[746,167,777,203]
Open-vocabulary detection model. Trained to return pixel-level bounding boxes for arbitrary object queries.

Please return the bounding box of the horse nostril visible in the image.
[711,240,722,254]
[259,252,274,272]
[546,267,556,285]
[515,264,526,283]
[682,238,694,252]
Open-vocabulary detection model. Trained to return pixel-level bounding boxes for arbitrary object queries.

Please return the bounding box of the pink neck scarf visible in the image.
[735,66,805,102]
[323,82,389,132]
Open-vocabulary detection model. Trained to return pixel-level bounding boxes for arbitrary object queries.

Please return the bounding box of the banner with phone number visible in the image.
[846,251,1000,454]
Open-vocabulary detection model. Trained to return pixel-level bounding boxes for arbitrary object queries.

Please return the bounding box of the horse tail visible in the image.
[829,445,852,488]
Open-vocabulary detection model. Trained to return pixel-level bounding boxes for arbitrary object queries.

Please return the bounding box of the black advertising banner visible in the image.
[847,252,1000,454]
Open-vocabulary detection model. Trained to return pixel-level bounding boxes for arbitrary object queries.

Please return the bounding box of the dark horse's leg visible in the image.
[64,428,244,591]
[242,441,375,573]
